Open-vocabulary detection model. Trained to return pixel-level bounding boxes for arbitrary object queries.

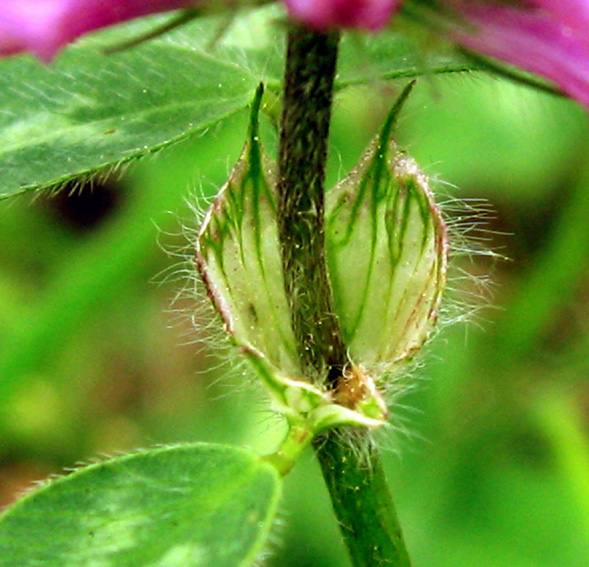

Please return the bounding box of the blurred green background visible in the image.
[1,74,588,567]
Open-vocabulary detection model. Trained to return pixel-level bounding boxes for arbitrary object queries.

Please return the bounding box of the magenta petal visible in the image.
[533,0,589,32]
[0,0,198,61]
[284,0,399,30]
[448,1,589,108]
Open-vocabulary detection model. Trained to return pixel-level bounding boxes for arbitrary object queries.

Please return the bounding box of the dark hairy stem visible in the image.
[276,23,412,567]
[276,24,348,383]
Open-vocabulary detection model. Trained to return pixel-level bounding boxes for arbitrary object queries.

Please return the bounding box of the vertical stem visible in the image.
[276,23,412,567]
[313,431,412,567]
[277,24,348,382]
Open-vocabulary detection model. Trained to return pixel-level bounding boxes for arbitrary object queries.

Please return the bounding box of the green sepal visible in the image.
[196,85,301,380]
[325,84,447,374]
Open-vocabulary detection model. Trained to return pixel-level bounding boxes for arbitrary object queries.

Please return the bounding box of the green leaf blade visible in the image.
[0,15,265,199]
[0,5,477,200]
[337,30,476,89]
[0,443,281,567]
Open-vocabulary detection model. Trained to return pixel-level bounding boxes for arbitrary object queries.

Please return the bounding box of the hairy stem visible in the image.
[276,23,412,567]
[276,24,348,382]
[313,431,412,567]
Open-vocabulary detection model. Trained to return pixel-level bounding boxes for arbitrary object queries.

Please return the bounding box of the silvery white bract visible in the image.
[196,86,447,432]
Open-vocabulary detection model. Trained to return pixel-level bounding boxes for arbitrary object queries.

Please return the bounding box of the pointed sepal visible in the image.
[196,85,301,379]
[325,86,447,374]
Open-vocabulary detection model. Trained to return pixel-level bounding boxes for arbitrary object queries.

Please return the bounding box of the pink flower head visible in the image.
[283,0,399,31]
[0,0,198,61]
[444,0,589,107]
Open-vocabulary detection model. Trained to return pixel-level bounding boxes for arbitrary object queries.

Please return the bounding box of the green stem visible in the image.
[263,424,313,477]
[276,23,412,567]
[313,431,412,567]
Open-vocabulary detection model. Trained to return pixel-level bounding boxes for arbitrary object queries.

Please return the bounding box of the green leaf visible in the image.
[325,89,447,373]
[337,30,475,89]
[0,7,284,200]
[0,443,281,567]
[0,5,475,200]
[0,27,258,199]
